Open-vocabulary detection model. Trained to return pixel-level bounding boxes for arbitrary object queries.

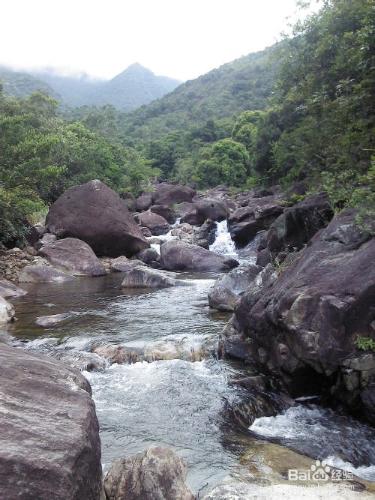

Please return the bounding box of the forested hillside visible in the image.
[0,0,374,247]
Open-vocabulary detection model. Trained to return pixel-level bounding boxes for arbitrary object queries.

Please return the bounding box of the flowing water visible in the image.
[3,221,375,495]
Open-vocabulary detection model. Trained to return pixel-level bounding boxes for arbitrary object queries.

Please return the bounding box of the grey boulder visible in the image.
[46,180,149,257]
[160,240,239,272]
[0,344,102,500]
[104,447,194,500]
[39,237,106,276]
[208,264,262,311]
[121,266,177,288]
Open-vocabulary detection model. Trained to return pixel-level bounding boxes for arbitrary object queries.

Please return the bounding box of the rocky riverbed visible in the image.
[1,180,374,499]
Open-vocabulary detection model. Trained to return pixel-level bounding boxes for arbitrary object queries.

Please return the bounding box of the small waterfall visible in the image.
[209,220,237,258]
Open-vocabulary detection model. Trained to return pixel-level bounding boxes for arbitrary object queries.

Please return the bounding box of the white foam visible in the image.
[325,456,375,481]
[209,220,237,258]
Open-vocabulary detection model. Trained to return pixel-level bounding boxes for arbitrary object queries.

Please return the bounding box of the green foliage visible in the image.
[195,139,250,188]
[0,90,157,245]
[267,0,375,187]
[355,336,375,352]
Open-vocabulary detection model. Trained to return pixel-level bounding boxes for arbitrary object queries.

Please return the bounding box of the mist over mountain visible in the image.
[0,63,180,110]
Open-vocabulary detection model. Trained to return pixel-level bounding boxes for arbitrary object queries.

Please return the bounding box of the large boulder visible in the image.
[46,180,149,257]
[39,238,106,276]
[152,183,196,206]
[228,195,284,246]
[121,266,177,288]
[181,198,228,226]
[150,205,177,224]
[0,344,101,500]
[0,296,15,324]
[18,264,74,283]
[266,193,333,253]
[136,192,153,212]
[208,264,262,312]
[0,278,27,299]
[135,211,170,236]
[160,240,239,272]
[103,447,194,500]
[234,210,375,410]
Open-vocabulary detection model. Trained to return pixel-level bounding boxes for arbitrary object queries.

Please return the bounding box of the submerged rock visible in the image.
[36,313,71,328]
[0,278,27,299]
[208,264,262,311]
[160,240,239,272]
[110,256,144,272]
[18,264,74,283]
[46,180,149,257]
[0,297,15,324]
[121,266,177,288]
[39,237,106,276]
[0,344,102,500]
[104,447,194,500]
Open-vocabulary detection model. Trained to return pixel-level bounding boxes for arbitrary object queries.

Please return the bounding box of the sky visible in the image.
[1,0,319,81]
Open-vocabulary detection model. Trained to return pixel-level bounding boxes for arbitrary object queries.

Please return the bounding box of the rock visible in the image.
[170,223,195,244]
[174,202,195,219]
[135,247,161,268]
[193,219,217,249]
[19,264,74,283]
[103,447,194,500]
[136,192,153,211]
[181,198,228,226]
[208,264,262,311]
[92,344,143,365]
[0,278,27,299]
[36,313,71,328]
[0,344,101,500]
[228,195,284,246]
[121,192,136,211]
[110,256,144,272]
[36,232,57,249]
[266,193,333,253]
[361,385,375,425]
[151,183,196,206]
[0,297,15,324]
[39,237,106,276]
[46,180,149,257]
[160,240,239,272]
[121,266,177,288]
[135,211,170,236]
[256,248,272,267]
[234,210,375,407]
[54,350,107,372]
[150,204,177,224]
[141,226,153,238]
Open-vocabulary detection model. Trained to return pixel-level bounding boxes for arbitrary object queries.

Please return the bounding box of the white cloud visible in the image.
[0,0,320,80]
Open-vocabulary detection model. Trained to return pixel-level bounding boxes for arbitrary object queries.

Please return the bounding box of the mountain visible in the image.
[0,64,180,110]
[119,46,279,141]
[0,66,59,99]
[90,63,180,110]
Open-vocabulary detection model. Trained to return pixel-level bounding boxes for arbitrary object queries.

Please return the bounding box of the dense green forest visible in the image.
[0,0,374,246]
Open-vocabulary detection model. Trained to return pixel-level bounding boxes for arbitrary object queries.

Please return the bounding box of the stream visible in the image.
[3,220,375,495]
